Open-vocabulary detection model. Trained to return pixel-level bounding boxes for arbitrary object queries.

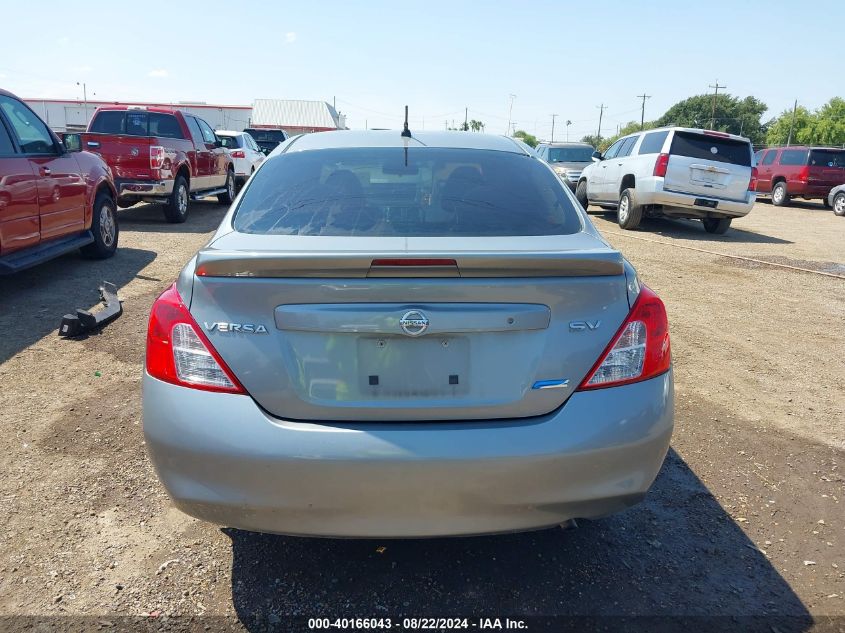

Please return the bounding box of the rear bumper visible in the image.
[116,179,174,197]
[143,370,674,537]
[637,178,755,218]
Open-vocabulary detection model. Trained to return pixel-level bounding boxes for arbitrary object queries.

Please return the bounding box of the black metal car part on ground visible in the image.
[59,282,123,337]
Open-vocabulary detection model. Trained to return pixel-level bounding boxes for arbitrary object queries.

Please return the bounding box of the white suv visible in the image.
[576,127,757,234]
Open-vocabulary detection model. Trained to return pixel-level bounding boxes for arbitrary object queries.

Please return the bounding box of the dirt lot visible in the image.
[0,199,843,632]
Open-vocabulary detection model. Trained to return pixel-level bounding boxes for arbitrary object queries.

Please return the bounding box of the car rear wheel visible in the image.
[702,217,732,234]
[617,188,642,230]
[218,169,235,205]
[575,180,588,210]
[772,181,789,207]
[164,175,190,223]
[833,192,845,217]
[81,191,119,259]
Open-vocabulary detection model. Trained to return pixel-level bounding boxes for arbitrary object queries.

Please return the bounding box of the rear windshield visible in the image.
[547,146,594,163]
[669,132,751,166]
[246,129,286,143]
[809,149,845,168]
[89,111,183,139]
[218,135,242,149]
[233,147,582,237]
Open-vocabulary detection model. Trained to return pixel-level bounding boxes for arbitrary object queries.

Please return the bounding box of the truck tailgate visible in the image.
[81,134,154,180]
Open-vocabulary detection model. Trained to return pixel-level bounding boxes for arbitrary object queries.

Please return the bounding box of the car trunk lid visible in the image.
[188,233,631,421]
[663,131,752,202]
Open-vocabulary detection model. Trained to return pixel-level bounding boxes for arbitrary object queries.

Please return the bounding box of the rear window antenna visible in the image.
[401,105,412,138]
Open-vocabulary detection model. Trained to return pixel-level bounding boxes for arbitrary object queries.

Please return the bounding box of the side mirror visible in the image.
[63,133,82,153]
[213,139,224,148]
[591,150,603,162]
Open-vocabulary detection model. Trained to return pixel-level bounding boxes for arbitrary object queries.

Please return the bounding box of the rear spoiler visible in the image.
[194,249,624,278]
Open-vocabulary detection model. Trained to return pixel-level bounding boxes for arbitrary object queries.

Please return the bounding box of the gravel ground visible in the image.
[0,199,842,632]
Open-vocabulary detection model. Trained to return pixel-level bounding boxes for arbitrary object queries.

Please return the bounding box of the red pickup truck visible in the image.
[755,146,845,207]
[0,89,118,274]
[81,106,235,222]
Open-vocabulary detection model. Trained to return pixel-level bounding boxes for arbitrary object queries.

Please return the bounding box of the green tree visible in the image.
[765,98,845,146]
[513,130,538,147]
[813,97,845,145]
[593,120,659,152]
[765,105,815,146]
[657,94,768,144]
[469,119,485,132]
[580,134,601,149]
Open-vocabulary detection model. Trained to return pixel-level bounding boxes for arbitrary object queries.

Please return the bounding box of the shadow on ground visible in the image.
[118,199,229,234]
[0,247,156,364]
[592,210,793,245]
[225,449,812,632]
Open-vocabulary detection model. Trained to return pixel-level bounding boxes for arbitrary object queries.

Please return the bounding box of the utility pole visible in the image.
[77,82,88,126]
[786,99,798,147]
[550,114,557,142]
[709,81,726,129]
[464,107,468,131]
[506,93,516,135]
[637,93,651,130]
[565,120,571,142]
[596,104,606,143]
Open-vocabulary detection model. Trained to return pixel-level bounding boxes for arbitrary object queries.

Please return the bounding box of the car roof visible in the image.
[538,142,594,148]
[215,130,241,136]
[93,105,184,115]
[285,130,532,155]
[764,145,844,151]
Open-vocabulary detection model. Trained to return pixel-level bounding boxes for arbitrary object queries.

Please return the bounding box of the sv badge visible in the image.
[569,320,601,331]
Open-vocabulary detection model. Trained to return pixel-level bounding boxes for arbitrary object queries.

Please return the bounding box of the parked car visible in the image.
[754,146,845,208]
[243,128,288,155]
[0,89,118,274]
[143,130,674,538]
[82,106,235,223]
[535,141,595,190]
[827,184,845,217]
[215,130,264,188]
[576,127,756,234]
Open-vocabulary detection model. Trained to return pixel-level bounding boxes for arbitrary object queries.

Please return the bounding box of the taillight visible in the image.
[146,284,245,394]
[749,166,758,192]
[798,166,809,183]
[653,153,670,177]
[150,145,165,170]
[577,285,670,390]
[231,150,245,159]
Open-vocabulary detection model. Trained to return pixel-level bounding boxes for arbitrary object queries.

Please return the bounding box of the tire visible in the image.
[575,180,588,210]
[81,191,118,259]
[702,217,732,234]
[617,188,642,230]
[833,192,845,217]
[771,181,789,207]
[217,168,235,204]
[164,175,190,223]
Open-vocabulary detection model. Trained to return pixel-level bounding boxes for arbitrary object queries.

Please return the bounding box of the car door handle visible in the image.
[41,167,51,176]
[617,163,622,166]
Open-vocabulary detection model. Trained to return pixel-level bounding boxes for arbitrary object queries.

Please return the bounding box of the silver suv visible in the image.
[576,127,757,234]
[535,142,595,190]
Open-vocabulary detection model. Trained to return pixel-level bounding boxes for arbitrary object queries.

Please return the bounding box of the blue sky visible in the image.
[1,0,841,138]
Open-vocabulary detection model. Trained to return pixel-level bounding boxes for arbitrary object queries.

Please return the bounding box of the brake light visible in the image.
[703,130,731,138]
[150,145,165,170]
[577,285,670,390]
[653,153,670,177]
[798,166,809,183]
[371,258,458,267]
[146,284,245,394]
[749,167,758,192]
[231,150,245,159]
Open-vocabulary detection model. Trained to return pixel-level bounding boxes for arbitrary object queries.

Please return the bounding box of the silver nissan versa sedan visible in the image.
[143,130,674,538]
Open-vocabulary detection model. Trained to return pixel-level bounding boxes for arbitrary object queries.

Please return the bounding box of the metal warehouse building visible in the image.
[23,97,347,135]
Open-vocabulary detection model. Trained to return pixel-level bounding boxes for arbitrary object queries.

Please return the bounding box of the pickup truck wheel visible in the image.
[81,191,119,259]
[617,188,642,230]
[164,176,189,223]
[833,192,845,217]
[575,180,589,210]
[771,181,789,207]
[218,169,235,204]
[702,217,732,234]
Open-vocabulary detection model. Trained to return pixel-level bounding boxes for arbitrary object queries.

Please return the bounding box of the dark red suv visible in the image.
[755,146,845,207]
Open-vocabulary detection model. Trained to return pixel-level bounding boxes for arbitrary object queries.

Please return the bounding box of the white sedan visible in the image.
[216,130,265,188]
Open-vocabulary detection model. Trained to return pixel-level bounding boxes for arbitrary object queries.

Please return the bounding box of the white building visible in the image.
[23,98,253,133]
[250,99,347,135]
